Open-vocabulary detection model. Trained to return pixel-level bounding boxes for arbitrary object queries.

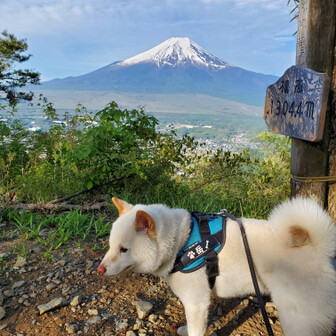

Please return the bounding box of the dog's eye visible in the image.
[120,247,128,253]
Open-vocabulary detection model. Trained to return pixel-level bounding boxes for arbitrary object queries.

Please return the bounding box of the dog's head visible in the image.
[97,197,159,276]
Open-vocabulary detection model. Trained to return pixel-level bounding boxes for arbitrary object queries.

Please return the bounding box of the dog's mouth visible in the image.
[116,265,135,277]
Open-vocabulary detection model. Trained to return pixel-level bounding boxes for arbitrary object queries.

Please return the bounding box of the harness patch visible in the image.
[172,213,227,275]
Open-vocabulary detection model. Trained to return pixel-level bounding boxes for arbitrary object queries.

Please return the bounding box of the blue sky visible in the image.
[0,0,297,81]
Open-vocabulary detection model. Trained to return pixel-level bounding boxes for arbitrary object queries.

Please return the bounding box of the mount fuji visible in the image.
[41,37,277,106]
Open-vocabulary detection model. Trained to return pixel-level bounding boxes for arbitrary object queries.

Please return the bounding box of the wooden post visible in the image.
[291,0,336,208]
[327,33,336,219]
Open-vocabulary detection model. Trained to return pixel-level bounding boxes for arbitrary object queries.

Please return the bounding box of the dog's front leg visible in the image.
[168,269,210,336]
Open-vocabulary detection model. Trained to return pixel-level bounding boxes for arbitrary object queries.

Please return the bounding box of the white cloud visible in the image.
[233,0,284,10]
[0,0,296,80]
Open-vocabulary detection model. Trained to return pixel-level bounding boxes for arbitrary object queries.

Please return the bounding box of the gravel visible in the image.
[0,229,284,335]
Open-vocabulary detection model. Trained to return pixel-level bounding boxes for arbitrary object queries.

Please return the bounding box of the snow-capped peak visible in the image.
[118,37,229,69]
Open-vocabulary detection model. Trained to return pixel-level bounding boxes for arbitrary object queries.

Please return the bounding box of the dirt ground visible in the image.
[0,221,284,336]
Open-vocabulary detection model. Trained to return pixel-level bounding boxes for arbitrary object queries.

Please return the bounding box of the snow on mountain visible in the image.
[118,37,229,69]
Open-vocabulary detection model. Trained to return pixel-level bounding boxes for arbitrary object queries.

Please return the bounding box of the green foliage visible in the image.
[67,101,160,189]
[0,101,203,203]
[116,131,291,219]
[0,118,30,195]
[2,208,112,255]
[0,30,40,107]
[1,100,291,216]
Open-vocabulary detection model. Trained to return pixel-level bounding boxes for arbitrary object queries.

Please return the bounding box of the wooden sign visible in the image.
[264,66,329,142]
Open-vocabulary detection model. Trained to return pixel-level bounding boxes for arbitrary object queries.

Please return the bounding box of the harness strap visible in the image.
[224,211,274,336]
[192,212,219,289]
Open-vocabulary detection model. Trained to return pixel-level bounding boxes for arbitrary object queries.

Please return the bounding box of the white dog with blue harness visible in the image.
[98,197,336,336]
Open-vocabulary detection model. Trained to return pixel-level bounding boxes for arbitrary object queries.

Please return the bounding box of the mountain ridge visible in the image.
[40,37,277,106]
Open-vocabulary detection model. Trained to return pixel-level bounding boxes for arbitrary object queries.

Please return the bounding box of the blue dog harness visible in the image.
[171,212,227,288]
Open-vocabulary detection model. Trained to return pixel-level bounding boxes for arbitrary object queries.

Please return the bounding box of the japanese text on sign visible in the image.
[264,66,329,142]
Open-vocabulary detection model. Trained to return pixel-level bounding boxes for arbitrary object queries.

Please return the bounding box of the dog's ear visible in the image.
[134,210,156,239]
[112,197,133,216]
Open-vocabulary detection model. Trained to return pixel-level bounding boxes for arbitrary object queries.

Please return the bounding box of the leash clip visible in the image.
[215,209,227,216]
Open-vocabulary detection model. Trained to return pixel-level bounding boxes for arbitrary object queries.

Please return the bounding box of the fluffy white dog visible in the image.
[98,197,336,336]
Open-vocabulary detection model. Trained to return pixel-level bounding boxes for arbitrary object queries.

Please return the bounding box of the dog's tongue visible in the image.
[97,264,106,275]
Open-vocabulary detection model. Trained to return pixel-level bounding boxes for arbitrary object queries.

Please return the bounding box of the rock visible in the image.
[148,314,158,323]
[86,260,94,269]
[52,279,61,285]
[3,290,14,298]
[13,280,25,289]
[116,320,129,330]
[0,294,4,306]
[62,287,70,295]
[87,316,101,325]
[0,307,5,320]
[70,295,82,307]
[57,259,66,267]
[132,300,153,319]
[14,256,27,268]
[45,284,56,291]
[138,329,147,336]
[133,318,144,330]
[37,275,46,282]
[126,331,136,336]
[66,324,78,334]
[0,323,8,331]
[37,298,68,315]
[266,302,276,312]
[88,308,99,316]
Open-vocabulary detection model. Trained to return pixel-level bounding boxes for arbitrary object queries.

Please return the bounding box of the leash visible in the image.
[220,210,275,336]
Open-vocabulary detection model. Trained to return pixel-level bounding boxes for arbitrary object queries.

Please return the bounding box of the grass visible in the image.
[0,191,237,261]
[1,208,113,258]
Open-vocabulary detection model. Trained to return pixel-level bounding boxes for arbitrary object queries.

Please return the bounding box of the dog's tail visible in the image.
[269,197,336,256]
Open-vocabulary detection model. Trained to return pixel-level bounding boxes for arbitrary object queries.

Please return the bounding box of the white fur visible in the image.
[99,198,336,336]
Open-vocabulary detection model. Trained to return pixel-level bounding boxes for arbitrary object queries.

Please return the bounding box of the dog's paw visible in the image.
[177,325,188,336]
